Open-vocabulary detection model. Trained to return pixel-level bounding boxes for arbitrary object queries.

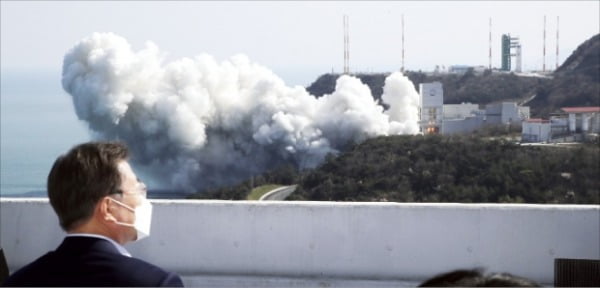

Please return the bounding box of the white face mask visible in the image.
[109,197,153,241]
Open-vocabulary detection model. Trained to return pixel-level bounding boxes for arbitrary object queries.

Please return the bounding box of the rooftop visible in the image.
[525,118,550,123]
[561,106,600,113]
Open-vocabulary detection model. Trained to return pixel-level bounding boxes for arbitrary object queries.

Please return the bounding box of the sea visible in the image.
[1,70,90,197]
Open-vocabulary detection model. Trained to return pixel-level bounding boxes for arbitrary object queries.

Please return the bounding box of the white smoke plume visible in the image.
[62,32,420,192]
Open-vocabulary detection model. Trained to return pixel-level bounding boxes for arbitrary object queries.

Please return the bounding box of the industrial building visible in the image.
[561,107,600,133]
[441,103,485,134]
[486,102,530,125]
[522,119,552,142]
[520,107,600,143]
[443,103,480,119]
[418,82,443,134]
[418,82,530,135]
[447,65,487,75]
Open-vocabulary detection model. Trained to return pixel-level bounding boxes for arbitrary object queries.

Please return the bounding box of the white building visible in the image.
[447,65,487,75]
[443,103,481,119]
[521,107,600,143]
[418,83,531,135]
[419,82,443,134]
[442,115,486,135]
[518,106,530,121]
[448,65,471,74]
[561,107,600,133]
[442,103,486,134]
[522,119,552,142]
[550,117,569,138]
[486,102,528,125]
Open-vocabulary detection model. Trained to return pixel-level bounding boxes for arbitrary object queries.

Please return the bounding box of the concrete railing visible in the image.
[1,198,598,286]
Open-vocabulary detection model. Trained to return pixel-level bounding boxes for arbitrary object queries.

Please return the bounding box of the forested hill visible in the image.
[192,135,599,204]
[287,135,599,204]
[306,33,600,118]
[529,33,600,117]
[555,33,600,80]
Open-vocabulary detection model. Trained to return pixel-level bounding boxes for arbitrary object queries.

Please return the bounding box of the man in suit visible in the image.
[2,142,184,287]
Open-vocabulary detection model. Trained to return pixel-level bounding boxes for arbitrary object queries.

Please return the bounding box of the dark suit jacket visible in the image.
[2,236,184,287]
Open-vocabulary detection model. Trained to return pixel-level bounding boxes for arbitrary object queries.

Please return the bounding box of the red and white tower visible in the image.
[401,14,405,72]
[556,16,560,70]
[543,15,547,72]
[343,14,350,74]
[489,17,492,70]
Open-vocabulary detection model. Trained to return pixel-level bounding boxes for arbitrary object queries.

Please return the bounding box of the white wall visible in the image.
[522,122,552,142]
[1,198,598,285]
[518,106,530,120]
[486,102,522,125]
[442,116,485,135]
[443,103,480,120]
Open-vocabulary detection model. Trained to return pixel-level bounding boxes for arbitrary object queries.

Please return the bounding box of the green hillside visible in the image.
[288,135,599,204]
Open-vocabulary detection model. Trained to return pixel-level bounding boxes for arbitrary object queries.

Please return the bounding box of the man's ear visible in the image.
[98,197,117,223]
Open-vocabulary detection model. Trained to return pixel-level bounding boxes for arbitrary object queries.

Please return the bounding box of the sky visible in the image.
[1,1,599,86]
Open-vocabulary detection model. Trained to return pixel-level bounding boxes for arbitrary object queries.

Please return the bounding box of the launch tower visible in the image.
[501,34,522,72]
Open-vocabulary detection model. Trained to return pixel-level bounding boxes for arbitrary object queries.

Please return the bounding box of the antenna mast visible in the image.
[489,17,492,70]
[543,15,546,72]
[343,14,350,74]
[402,14,405,72]
[556,16,560,69]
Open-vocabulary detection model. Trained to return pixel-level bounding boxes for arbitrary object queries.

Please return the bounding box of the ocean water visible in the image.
[0,70,90,196]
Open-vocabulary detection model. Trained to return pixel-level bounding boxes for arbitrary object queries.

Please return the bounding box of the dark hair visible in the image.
[47,142,129,231]
[419,268,540,287]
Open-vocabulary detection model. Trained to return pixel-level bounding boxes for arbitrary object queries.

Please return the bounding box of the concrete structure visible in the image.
[443,103,481,119]
[417,81,531,136]
[442,115,485,135]
[442,103,485,135]
[550,117,569,137]
[447,65,486,75]
[441,102,530,135]
[519,106,531,120]
[525,107,600,143]
[561,107,600,134]
[486,102,527,125]
[522,119,552,142]
[441,102,529,135]
[448,65,471,74]
[1,198,598,286]
[418,82,443,134]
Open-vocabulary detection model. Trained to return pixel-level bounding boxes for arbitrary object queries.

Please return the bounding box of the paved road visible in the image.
[259,185,297,201]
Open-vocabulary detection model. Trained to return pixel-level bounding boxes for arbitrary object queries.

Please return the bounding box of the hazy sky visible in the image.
[1,1,599,86]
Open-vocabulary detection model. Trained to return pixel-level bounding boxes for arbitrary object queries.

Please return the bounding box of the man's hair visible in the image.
[419,268,540,287]
[47,142,129,231]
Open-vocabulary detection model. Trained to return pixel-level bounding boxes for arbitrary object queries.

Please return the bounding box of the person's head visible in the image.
[419,268,540,287]
[47,141,149,244]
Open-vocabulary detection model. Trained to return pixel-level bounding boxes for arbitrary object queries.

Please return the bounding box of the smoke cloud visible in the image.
[62,32,419,192]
